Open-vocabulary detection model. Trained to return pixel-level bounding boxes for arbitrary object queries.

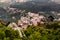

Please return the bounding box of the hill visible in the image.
[10,1,60,13]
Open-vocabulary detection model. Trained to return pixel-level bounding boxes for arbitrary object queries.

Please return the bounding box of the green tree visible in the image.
[0,23,21,40]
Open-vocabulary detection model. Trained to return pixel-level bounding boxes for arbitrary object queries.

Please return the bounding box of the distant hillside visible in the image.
[10,1,60,13]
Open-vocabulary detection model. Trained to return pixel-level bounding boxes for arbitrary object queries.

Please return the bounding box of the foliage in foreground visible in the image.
[0,21,60,40]
[0,24,20,40]
[24,26,60,40]
[23,21,60,40]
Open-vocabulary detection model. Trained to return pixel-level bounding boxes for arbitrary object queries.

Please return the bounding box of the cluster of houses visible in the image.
[3,7,60,30]
[18,12,45,30]
[6,12,46,30]
[7,12,45,37]
[8,11,60,30]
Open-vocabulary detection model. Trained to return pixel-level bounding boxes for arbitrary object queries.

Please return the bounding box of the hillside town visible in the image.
[0,0,60,40]
[7,11,60,30]
[8,12,45,30]
[1,7,60,30]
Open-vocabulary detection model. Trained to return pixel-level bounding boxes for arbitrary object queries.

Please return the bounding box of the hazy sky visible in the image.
[0,0,28,2]
[51,0,60,4]
[51,0,60,2]
[0,0,60,3]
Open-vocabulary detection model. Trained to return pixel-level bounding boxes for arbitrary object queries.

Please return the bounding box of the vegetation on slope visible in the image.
[0,21,60,40]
